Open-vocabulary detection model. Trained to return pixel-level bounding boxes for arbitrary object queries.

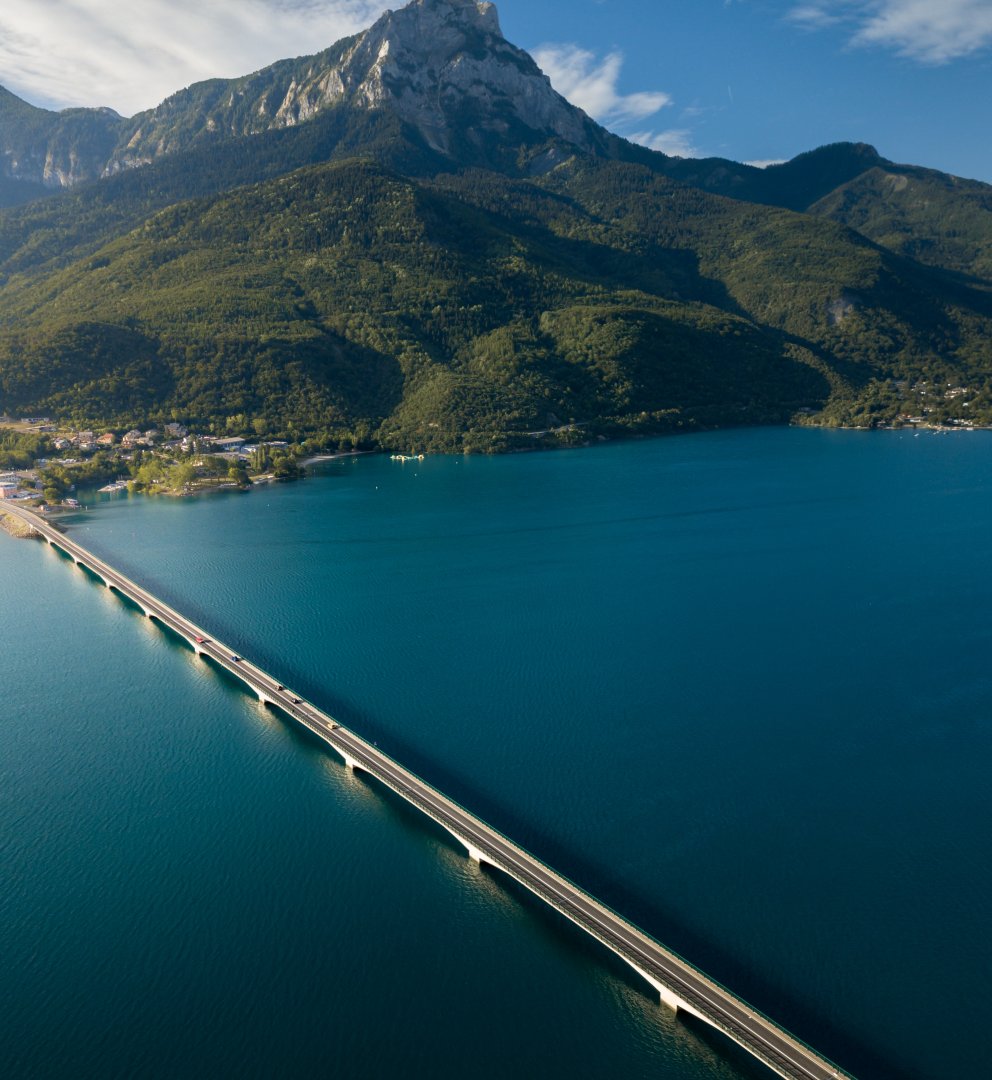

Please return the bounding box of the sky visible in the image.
[1,0,991,182]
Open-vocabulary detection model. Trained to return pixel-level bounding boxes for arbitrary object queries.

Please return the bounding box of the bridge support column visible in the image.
[446,829,490,866]
[258,692,274,707]
[658,983,688,1014]
[639,972,706,1023]
[341,754,361,771]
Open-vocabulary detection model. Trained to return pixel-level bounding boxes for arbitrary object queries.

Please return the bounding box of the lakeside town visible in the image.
[2,375,984,512]
[0,415,325,511]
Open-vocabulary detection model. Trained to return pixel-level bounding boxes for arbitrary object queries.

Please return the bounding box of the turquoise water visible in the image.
[3,428,991,1079]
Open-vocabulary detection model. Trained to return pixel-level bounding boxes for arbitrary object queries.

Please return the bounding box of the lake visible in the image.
[3,427,990,1079]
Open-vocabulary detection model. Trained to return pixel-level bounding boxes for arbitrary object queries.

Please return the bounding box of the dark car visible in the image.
[231,655,242,662]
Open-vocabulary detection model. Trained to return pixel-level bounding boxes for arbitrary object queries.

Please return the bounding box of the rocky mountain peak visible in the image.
[329,0,593,155]
[402,0,502,34]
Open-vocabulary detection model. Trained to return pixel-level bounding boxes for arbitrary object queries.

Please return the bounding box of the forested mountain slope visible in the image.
[1,0,991,448]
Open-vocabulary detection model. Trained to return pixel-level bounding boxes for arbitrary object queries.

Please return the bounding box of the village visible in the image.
[0,415,302,508]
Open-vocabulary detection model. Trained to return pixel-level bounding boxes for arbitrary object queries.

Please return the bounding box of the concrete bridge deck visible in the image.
[3,501,854,1080]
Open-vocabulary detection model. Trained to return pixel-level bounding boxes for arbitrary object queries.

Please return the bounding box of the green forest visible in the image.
[2,89,992,453]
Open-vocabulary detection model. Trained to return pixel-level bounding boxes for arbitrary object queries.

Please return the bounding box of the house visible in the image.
[0,483,19,500]
[121,430,144,448]
[96,433,116,447]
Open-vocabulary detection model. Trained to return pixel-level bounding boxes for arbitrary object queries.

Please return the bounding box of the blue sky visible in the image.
[1,0,990,181]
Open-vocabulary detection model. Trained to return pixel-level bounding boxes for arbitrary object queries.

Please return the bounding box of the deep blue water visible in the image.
[3,428,991,1079]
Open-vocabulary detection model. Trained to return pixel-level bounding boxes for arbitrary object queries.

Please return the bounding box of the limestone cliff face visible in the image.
[0,86,124,189]
[320,0,596,154]
[112,0,602,169]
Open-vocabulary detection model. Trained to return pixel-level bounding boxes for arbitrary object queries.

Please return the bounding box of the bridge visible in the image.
[4,500,854,1080]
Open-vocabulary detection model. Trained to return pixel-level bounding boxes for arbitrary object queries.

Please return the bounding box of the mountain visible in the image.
[1,0,992,449]
[0,86,125,192]
[0,0,618,200]
[807,159,992,285]
[669,141,992,287]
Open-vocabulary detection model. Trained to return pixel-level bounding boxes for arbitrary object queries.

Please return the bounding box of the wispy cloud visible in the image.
[628,129,702,159]
[0,0,390,115]
[788,4,845,29]
[533,43,672,124]
[533,42,701,156]
[789,0,992,63]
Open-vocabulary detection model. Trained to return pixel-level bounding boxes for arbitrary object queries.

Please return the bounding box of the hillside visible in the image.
[808,163,992,286]
[4,151,992,448]
[673,142,992,288]
[0,159,829,450]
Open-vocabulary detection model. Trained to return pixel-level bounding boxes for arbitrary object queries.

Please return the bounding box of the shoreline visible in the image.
[86,450,375,503]
[0,507,42,539]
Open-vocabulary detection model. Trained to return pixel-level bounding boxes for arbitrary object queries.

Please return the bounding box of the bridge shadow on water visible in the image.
[265,690,894,1080]
[58,547,888,1080]
[252,717,784,1080]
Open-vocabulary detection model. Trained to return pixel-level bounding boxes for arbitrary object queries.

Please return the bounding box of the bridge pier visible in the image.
[445,828,491,866]
[639,970,707,1024]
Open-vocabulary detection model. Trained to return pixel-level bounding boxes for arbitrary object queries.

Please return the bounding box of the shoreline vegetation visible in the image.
[1,418,377,509]
[0,448,373,537]
[0,412,984,518]
[1,410,985,514]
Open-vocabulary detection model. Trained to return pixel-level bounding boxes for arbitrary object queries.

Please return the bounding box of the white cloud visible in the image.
[789,1,992,63]
[0,0,390,115]
[533,43,672,124]
[534,42,698,156]
[745,159,787,168]
[628,129,702,159]
[788,4,844,29]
